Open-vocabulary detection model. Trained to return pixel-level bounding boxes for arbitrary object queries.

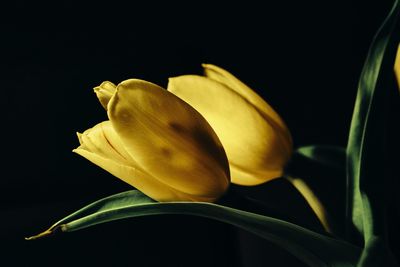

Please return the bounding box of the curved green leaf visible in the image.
[346,0,399,242]
[346,0,400,265]
[27,190,360,267]
[294,145,346,171]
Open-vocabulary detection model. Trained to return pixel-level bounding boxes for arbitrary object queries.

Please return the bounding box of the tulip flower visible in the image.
[168,64,292,186]
[73,79,230,202]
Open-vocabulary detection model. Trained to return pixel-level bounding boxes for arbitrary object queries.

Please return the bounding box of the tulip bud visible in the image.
[94,81,116,110]
[74,79,230,202]
[168,64,292,186]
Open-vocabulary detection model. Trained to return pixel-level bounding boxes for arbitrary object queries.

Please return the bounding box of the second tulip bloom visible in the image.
[168,64,292,186]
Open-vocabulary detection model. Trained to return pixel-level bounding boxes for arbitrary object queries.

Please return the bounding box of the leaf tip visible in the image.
[25,225,62,241]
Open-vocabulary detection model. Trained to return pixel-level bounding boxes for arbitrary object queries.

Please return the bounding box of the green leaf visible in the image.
[346,0,399,241]
[294,145,346,171]
[27,190,361,267]
[346,0,400,265]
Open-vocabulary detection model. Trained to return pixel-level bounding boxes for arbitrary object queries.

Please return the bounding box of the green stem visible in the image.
[285,175,333,234]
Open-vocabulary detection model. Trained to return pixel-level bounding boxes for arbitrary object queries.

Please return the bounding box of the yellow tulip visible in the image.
[74,79,230,202]
[394,44,400,91]
[168,64,292,186]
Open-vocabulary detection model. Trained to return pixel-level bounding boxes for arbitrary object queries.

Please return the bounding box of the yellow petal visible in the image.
[168,75,290,185]
[76,121,132,165]
[107,79,230,199]
[230,163,283,186]
[74,121,216,201]
[394,44,400,92]
[73,147,216,202]
[202,64,292,146]
[94,81,116,110]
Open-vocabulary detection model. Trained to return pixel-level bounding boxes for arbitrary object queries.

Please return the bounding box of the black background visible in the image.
[1,1,396,266]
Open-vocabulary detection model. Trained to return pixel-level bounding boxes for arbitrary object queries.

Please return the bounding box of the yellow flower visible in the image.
[394,44,400,92]
[168,64,292,186]
[74,79,230,202]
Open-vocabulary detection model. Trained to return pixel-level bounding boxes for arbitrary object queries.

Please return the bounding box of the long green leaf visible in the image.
[27,190,360,267]
[346,0,400,265]
[346,0,399,242]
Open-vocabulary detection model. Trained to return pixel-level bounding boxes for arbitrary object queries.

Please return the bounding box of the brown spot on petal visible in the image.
[168,122,185,133]
[160,147,172,158]
[192,127,229,174]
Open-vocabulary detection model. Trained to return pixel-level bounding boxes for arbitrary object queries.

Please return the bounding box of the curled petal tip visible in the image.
[94,81,117,110]
[76,132,83,144]
[93,81,116,91]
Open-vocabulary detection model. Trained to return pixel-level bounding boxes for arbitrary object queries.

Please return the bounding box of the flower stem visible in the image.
[285,175,333,234]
